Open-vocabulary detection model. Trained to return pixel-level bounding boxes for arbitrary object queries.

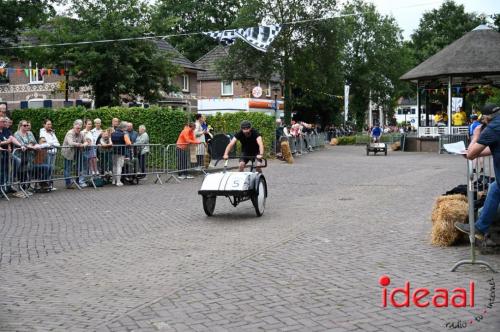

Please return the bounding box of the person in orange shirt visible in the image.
[176,123,200,179]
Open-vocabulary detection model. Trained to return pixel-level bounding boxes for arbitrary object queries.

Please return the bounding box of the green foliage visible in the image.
[342,0,407,130]
[336,136,356,145]
[206,112,275,156]
[23,0,179,108]
[10,106,192,145]
[151,0,243,61]
[410,0,483,63]
[0,0,56,50]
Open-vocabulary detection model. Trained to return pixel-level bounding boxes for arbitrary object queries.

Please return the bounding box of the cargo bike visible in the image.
[198,157,268,217]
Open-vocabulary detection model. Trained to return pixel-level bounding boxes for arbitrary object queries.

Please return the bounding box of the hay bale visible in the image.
[430,194,468,246]
[330,138,339,145]
[280,140,294,164]
[391,142,401,151]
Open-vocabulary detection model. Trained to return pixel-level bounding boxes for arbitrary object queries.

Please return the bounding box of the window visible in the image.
[182,74,189,92]
[29,61,43,84]
[221,80,233,96]
[411,108,416,115]
[397,109,403,115]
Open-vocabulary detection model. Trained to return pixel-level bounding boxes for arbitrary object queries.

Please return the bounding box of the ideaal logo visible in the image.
[379,275,496,329]
[379,275,475,308]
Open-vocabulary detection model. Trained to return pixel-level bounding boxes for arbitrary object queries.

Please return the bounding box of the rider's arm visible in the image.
[223,137,237,159]
[466,125,492,159]
[256,136,264,158]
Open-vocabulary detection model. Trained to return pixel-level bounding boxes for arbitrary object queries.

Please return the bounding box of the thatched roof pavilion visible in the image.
[400,25,500,133]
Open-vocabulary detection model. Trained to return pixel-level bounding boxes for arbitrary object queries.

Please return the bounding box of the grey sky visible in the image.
[368,0,500,39]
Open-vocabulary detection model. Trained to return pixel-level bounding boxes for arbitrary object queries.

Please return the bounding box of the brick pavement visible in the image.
[1,146,499,331]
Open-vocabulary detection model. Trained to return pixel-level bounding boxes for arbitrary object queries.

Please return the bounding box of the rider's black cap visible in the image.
[481,103,500,116]
[240,120,252,129]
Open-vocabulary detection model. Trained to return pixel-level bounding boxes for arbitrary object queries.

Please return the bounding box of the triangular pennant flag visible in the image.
[24,69,29,77]
[47,69,52,76]
[203,24,282,52]
[234,25,282,52]
[41,68,45,76]
[16,68,21,76]
[60,69,65,76]
[32,69,36,77]
[0,68,5,75]
[53,68,59,75]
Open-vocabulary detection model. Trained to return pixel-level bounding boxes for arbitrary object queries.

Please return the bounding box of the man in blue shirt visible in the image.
[468,114,480,136]
[370,123,382,143]
[455,104,500,239]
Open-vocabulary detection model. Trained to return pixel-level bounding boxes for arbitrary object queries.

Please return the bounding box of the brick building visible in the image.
[194,46,284,116]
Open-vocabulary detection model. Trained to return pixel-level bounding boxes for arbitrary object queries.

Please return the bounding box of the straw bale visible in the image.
[430,194,468,246]
[391,142,401,151]
[280,140,294,164]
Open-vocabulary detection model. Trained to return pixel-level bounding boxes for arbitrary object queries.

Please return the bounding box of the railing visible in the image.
[417,126,469,137]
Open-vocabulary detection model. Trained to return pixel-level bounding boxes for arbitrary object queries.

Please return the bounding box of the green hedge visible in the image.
[11,106,191,145]
[11,107,275,154]
[207,112,275,156]
[336,136,357,145]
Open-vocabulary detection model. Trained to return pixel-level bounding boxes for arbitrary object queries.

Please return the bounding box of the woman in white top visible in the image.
[194,114,206,168]
[134,125,150,174]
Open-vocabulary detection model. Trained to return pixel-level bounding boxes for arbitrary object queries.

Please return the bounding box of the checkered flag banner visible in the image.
[203,24,282,52]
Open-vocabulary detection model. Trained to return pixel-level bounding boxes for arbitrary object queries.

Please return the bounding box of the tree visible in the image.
[214,0,339,124]
[24,0,180,107]
[0,0,57,50]
[340,0,407,129]
[151,0,244,61]
[410,0,482,64]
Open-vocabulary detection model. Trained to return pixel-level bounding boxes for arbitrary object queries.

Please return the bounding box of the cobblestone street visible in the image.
[1,146,499,331]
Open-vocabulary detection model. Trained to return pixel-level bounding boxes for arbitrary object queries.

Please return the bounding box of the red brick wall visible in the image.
[199,80,281,100]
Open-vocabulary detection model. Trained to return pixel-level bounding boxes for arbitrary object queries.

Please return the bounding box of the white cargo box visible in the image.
[199,172,254,194]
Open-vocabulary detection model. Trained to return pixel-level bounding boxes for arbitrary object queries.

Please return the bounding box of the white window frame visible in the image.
[29,61,44,85]
[266,81,272,97]
[182,74,189,92]
[221,80,233,96]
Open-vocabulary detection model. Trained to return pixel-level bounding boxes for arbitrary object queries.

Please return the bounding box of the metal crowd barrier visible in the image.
[164,142,207,182]
[451,156,497,272]
[355,134,402,145]
[278,133,325,156]
[438,134,469,154]
[0,143,167,199]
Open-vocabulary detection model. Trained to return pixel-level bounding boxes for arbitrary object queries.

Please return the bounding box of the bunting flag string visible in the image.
[0,66,68,78]
[418,85,493,96]
[202,24,282,52]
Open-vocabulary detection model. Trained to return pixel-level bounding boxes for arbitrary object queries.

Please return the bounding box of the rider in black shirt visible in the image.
[223,120,264,172]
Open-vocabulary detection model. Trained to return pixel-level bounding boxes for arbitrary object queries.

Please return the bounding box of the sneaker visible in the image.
[26,191,33,196]
[178,175,187,180]
[186,175,194,179]
[116,182,124,187]
[50,187,57,191]
[79,183,88,188]
[454,223,485,240]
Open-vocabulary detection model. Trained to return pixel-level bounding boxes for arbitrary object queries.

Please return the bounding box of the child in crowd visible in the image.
[85,135,98,175]
[97,128,113,175]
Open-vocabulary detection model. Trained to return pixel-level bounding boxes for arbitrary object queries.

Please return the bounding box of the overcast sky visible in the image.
[56,0,500,40]
[367,0,500,39]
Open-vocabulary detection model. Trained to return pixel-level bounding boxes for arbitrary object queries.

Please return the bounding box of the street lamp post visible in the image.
[272,86,280,121]
[62,60,74,106]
